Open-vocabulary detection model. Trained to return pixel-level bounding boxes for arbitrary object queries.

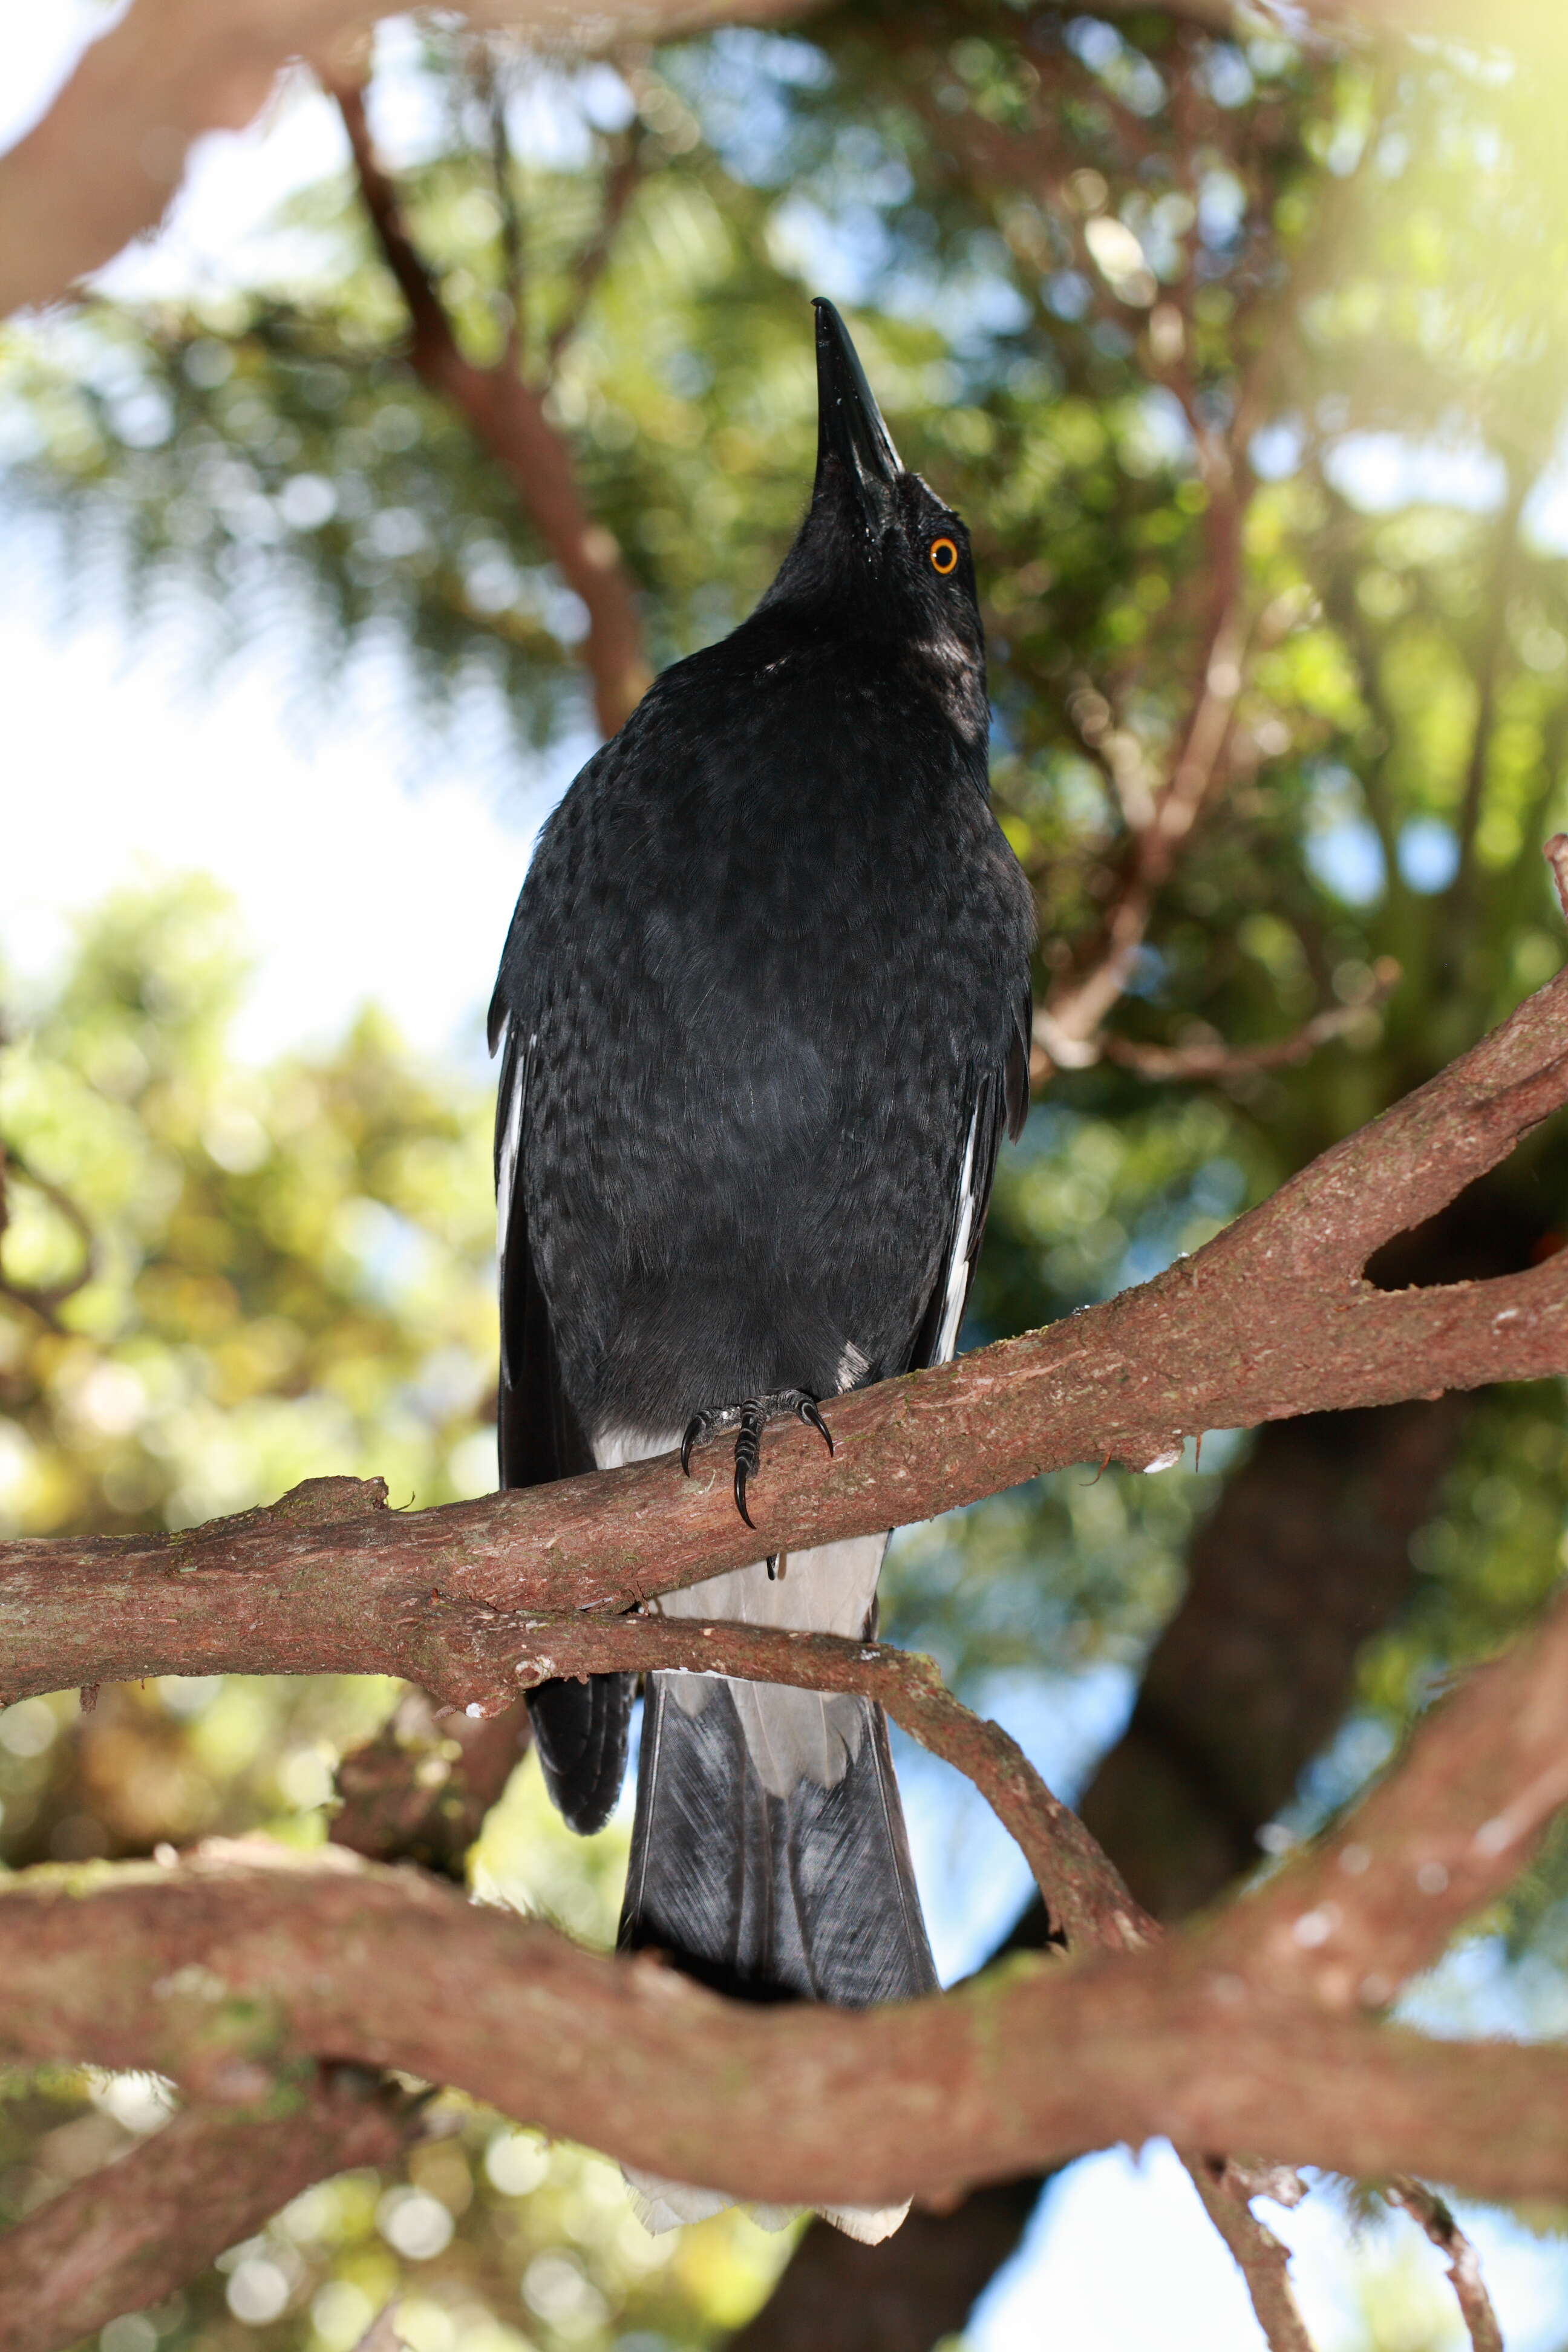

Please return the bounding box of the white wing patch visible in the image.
[934,1101,981,1365]
[495,1025,529,1257]
[494,1023,531,1386]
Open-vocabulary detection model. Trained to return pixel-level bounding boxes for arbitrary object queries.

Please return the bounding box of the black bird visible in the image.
[489,298,1034,2236]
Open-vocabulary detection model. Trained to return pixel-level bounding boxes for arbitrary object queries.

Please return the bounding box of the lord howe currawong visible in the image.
[489,298,1034,2238]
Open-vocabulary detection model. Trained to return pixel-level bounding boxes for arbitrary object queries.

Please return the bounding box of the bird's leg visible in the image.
[679,1388,835,1528]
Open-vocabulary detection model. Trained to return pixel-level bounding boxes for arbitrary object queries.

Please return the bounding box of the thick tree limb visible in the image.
[3,961,1567,1710]
[0,0,817,322]
[0,1824,1555,2216]
[0,2067,417,2352]
[7,1534,1568,2219]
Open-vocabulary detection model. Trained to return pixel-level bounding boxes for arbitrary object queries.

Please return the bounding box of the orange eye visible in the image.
[929,537,959,575]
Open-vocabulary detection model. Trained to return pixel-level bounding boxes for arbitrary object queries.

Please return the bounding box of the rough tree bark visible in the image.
[736,1163,1551,2351]
[0,2069,417,2352]
[730,1388,1477,2346]
[5,955,1567,1707]
[8,1559,1568,2218]
[0,941,1566,2344]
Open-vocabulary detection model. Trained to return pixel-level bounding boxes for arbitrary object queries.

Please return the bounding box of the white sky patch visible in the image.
[0,595,571,1066]
[0,2,114,152]
[1324,430,1508,517]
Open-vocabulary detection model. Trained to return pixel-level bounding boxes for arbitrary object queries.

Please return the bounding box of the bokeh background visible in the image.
[5,2,1568,2346]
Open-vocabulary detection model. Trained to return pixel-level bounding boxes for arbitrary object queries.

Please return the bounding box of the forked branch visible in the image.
[331,77,651,734]
[3,957,1567,1709]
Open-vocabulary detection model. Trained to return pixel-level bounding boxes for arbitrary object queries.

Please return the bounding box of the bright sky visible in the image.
[5,13,1568,2348]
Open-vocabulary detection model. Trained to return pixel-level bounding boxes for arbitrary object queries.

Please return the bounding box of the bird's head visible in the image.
[760,300,985,734]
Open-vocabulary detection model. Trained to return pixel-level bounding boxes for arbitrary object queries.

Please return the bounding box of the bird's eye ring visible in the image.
[929,537,959,575]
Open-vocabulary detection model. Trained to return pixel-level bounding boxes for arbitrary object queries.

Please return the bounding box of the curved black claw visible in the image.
[796,1396,835,1457]
[682,1389,834,1527]
[733,1399,766,1529]
[681,1406,727,1477]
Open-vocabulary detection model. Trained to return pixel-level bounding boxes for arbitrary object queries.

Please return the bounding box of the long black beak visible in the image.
[812,296,901,511]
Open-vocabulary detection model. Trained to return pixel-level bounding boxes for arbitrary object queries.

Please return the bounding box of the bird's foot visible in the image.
[680,1388,835,1528]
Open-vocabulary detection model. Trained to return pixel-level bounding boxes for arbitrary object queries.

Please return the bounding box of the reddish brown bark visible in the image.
[0,0,820,321]
[2,962,1566,1710]
[4,1558,1568,2216]
[333,80,652,737]
[737,1388,1478,2352]
[330,1688,531,1877]
[0,2068,415,2352]
[0,1851,1547,2215]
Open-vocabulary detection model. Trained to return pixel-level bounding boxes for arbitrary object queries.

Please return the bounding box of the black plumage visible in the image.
[490,302,1034,2222]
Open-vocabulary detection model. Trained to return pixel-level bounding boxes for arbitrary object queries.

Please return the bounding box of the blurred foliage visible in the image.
[6,0,1568,2343]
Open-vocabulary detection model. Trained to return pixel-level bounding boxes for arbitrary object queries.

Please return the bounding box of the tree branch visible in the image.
[0,2067,417,2352]
[0,1822,1560,2216]
[12,1353,1568,2270]
[1183,2157,1315,2352]
[329,1685,531,1876]
[0,1135,98,1327]
[1385,2178,1503,2352]
[1100,958,1401,1085]
[332,77,650,735]
[0,0,819,322]
[4,959,1567,1709]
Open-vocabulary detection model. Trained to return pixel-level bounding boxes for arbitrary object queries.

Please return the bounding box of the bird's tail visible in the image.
[618,1660,936,2241]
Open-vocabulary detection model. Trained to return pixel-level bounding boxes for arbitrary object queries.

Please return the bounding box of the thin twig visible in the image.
[0,1137,98,1325]
[1184,2155,1316,2352]
[330,74,650,733]
[1039,599,1253,1066]
[476,40,526,370]
[1100,958,1401,1083]
[1385,2178,1503,2352]
[544,132,643,376]
[502,1614,1152,1955]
